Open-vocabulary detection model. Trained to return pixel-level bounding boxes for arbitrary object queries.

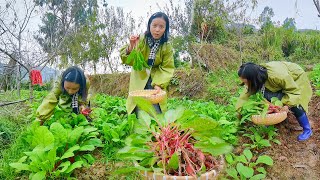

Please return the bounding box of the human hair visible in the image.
[145,12,170,44]
[60,66,87,101]
[238,62,268,95]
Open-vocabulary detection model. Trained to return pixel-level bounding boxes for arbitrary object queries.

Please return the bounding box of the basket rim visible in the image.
[129,89,166,98]
[251,110,287,118]
[140,155,225,179]
[251,111,287,125]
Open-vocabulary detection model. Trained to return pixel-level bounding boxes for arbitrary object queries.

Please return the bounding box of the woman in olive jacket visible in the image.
[120,12,175,115]
[236,61,313,141]
[36,66,90,125]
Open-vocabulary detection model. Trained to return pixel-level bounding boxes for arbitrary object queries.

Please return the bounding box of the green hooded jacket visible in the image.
[120,34,175,114]
[236,61,312,112]
[36,77,91,121]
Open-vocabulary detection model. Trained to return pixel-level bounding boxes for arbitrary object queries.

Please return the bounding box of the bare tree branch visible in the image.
[0,47,29,71]
[313,0,320,17]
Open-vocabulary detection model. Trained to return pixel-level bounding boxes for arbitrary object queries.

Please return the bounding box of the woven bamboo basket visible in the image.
[140,156,224,180]
[251,111,287,125]
[129,90,166,104]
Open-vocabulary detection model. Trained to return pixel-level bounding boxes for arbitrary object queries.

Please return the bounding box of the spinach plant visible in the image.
[224,149,273,180]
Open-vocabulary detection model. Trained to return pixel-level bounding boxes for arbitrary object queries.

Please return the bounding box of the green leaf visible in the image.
[258,139,271,148]
[58,161,71,173]
[194,137,233,156]
[79,145,95,151]
[81,138,103,147]
[272,139,281,145]
[138,111,151,128]
[167,152,179,170]
[256,155,273,166]
[235,155,248,164]
[83,127,98,136]
[236,163,254,178]
[250,173,266,180]
[9,163,30,171]
[31,126,54,148]
[50,122,68,148]
[164,106,184,125]
[31,171,46,180]
[256,167,266,174]
[65,161,83,174]
[110,130,120,142]
[225,154,234,164]
[134,97,157,118]
[17,156,28,163]
[243,149,253,162]
[60,145,80,160]
[113,166,150,175]
[82,154,95,164]
[68,126,84,146]
[180,116,219,133]
[225,167,239,179]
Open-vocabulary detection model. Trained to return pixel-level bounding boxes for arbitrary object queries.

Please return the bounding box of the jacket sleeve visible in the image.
[235,88,250,111]
[79,76,91,106]
[151,44,175,89]
[279,75,301,106]
[36,80,62,121]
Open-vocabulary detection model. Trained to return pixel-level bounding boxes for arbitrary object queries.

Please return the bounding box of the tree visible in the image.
[99,2,136,73]
[159,0,194,67]
[190,0,229,43]
[283,18,296,30]
[259,6,274,31]
[34,0,99,67]
[0,0,46,100]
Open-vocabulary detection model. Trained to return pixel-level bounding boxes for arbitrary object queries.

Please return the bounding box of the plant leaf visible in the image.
[250,173,266,180]
[60,145,80,160]
[236,163,254,178]
[134,97,157,118]
[31,171,46,180]
[225,167,239,179]
[31,126,54,148]
[167,152,179,170]
[50,122,67,148]
[256,155,273,166]
[79,145,95,151]
[243,149,253,162]
[9,163,30,171]
[65,161,83,174]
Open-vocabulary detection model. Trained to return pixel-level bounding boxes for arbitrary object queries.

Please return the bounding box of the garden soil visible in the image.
[266,94,320,180]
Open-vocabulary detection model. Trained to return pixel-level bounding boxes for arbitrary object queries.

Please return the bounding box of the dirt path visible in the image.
[266,95,320,180]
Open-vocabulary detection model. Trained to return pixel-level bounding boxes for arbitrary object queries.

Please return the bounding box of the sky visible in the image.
[107,0,320,30]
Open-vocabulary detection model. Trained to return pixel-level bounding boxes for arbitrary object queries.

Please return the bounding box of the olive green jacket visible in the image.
[36,78,91,121]
[120,34,175,114]
[236,61,312,112]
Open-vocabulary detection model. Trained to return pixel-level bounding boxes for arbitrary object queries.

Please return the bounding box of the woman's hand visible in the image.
[282,105,289,113]
[154,85,162,94]
[80,105,85,112]
[128,35,140,53]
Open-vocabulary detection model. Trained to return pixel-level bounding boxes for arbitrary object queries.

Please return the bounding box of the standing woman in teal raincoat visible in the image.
[36,66,90,125]
[120,12,175,114]
[236,61,313,141]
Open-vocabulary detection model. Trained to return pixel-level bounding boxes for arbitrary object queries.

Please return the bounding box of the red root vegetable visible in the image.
[149,123,219,176]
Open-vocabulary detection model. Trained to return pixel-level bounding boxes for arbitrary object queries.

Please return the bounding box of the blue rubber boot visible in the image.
[297,113,312,141]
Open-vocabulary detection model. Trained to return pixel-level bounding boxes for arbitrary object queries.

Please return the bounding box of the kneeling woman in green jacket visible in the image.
[120,12,175,115]
[236,61,313,141]
[36,66,90,125]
